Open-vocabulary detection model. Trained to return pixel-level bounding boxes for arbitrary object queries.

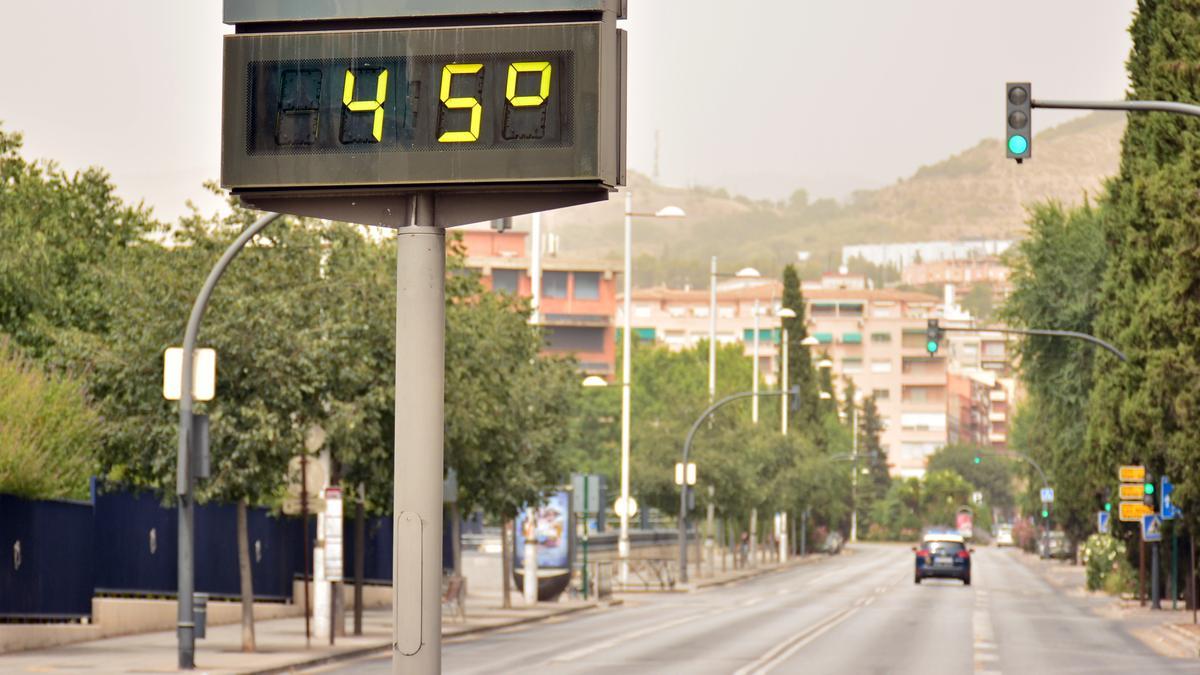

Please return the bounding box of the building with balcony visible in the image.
[620,281,946,477]
[461,227,619,377]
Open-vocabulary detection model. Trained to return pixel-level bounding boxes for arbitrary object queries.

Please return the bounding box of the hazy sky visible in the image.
[0,1,1135,221]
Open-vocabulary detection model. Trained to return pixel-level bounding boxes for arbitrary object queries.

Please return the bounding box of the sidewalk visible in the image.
[1010,547,1200,659]
[0,594,601,674]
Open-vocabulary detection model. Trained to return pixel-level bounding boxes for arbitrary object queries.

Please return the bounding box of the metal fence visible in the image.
[0,494,94,619]
[1,483,397,618]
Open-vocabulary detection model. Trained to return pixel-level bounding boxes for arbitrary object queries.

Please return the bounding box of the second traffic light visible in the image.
[1006,82,1032,163]
[926,319,944,356]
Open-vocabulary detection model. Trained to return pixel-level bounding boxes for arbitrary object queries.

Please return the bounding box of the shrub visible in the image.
[1082,533,1127,593]
[0,339,100,500]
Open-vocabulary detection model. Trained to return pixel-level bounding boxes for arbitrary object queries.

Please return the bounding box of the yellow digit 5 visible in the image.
[506,61,553,107]
[439,63,484,143]
[343,69,389,142]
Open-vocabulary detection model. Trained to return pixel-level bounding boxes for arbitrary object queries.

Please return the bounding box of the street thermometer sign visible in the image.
[222,0,627,228]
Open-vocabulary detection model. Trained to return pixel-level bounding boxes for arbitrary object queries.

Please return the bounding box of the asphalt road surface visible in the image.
[315,543,1192,674]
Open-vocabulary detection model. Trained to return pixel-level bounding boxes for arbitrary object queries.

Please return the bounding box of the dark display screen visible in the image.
[248,54,572,154]
[222,23,620,191]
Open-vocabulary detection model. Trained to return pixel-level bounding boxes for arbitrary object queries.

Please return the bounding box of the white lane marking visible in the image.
[973,591,997,673]
[732,606,859,675]
[549,608,720,663]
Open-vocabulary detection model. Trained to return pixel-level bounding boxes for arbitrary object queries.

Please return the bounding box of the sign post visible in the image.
[220,3,626,673]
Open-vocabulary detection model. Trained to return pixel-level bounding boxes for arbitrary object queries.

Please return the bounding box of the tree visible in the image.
[925,443,1013,514]
[781,265,820,428]
[1089,0,1200,542]
[1001,201,1106,546]
[857,394,892,525]
[0,339,101,500]
[0,124,157,355]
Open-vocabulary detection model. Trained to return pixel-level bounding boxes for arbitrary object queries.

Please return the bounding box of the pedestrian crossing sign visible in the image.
[1140,513,1162,542]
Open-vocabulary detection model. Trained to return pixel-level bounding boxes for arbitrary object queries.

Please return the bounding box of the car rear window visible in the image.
[926,541,964,555]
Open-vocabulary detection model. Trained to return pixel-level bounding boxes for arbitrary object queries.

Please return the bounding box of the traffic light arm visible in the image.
[937,325,1128,363]
[1034,98,1200,119]
[976,449,1049,491]
[678,385,799,583]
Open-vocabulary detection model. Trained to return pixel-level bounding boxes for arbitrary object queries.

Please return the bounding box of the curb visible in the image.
[245,602,600,675]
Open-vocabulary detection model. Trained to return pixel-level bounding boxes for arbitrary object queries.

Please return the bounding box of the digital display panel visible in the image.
[222,23,621,191]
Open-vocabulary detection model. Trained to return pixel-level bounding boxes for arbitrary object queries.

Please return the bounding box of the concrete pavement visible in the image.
[316,543,1195,674]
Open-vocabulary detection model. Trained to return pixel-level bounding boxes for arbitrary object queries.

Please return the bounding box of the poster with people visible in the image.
[514,491,570,569]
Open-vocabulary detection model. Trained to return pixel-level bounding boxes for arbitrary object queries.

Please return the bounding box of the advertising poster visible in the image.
[514,491,570,569]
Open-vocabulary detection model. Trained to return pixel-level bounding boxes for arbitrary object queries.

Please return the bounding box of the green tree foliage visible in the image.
[869,470,982,541]
[0,339,101,500]
[781,264,820,426]
[1089,0,1200,537]
[0,125,158,354]
[1001,200,1107,547]
[960,283,996,322]
[857,394,892,523]
[925,443,1013,513]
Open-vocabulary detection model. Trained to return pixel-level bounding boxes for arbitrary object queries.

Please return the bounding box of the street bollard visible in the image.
[193,593,208,640]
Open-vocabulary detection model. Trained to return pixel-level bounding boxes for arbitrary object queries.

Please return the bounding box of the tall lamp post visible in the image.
[619,194,685,583]
[707,262,761,403]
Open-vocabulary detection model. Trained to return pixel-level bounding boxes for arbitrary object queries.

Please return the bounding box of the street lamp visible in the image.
[581,375,608,388]
[619,193,685,584]
[708,261,761,404]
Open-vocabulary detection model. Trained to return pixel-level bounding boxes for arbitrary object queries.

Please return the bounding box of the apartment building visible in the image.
[621,282,947,477]
[461,227,620,376]
[945,329,1019,449]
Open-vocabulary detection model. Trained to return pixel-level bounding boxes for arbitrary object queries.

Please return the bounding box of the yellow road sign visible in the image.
[1119,502,1153,522]
[1119,465,1145,482]
[1119,484,1145,500]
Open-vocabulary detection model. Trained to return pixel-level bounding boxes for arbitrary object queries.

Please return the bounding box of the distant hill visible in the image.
[531,112,1125,286]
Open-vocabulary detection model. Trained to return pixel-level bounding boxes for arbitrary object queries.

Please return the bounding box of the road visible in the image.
[317,543,1191,674]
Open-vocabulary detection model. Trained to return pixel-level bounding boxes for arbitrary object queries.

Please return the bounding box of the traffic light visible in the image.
[1041,508,1049,519]
[973,455,982,465]
[1006,82,1032,163]
[1103,487,1112,512]
[926,319,943,356]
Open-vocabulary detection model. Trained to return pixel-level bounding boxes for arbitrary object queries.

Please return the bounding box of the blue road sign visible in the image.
[1141,513,1163,542]
[1040,487,1054,503]
[1097,511,1110,535]
[1161,476,1181,520]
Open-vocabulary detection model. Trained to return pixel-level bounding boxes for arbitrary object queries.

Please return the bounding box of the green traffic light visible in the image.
[1041,509,1049,518]
[927,340,939,353]
[1104,502,1112,512]
[1008,135,1029,154]
[973,456,981,465]
[1145,483,1155,495]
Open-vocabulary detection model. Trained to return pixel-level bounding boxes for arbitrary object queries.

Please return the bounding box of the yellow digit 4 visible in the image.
[506,61,553,107]
[343,69,389,142]
[439,63,484,143]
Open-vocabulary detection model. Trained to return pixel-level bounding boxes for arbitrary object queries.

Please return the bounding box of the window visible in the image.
[693,306,710,318]
[811,303,836,317]
[842,332,862,344]
[841,357,863,373]
[901,412,946,431]
[872,388,891,401]
[543,271,568,298]
[718,306,735,318]
[838,303,864,317]
[573,272,600,300]
[492,268,520,294]
[873,303,897,318]
[634,305,652,318]
[870,359,892,374]
[870,332,892,343]
[668,306,687,318]
[814,332,833,344]
[743,328,778,343]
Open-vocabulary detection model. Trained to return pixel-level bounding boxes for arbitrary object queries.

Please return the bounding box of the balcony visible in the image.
[989,432,1007,443]
[989,390,1007,402]
[989,411,1007,422]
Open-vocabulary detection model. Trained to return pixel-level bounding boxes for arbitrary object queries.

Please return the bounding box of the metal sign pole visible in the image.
[393,195,444,674]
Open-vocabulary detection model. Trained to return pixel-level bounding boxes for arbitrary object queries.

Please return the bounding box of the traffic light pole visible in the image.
[977,449,1052,555]
[936,325,1128,362]
[1033,99,1200,119]
[678,387,798,584]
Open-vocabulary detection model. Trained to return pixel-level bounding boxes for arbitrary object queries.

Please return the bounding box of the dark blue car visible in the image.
[913,534,972,585]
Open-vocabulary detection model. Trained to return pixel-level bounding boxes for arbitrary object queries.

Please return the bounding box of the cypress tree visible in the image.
[1089,0,1200,534]
[781,264,820,426]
